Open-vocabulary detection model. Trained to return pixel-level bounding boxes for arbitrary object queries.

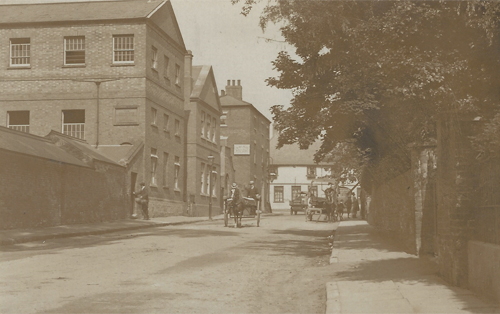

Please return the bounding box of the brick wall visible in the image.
[367,170,416,254]
[0,150,128,230]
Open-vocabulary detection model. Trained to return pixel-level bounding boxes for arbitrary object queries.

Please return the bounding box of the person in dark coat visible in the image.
[246,181,260,214]
[134,182,150,220]
[352,195,360,218]
[345,193,352,219]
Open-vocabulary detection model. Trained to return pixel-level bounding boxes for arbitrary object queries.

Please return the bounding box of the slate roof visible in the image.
[0,126,89,167]
[270,133,327,166]
[220,94,271,123]
[0,0,166,24]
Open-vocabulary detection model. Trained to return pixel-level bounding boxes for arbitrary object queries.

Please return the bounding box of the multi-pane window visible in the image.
[113,35,134,63]
[205,165,210,195]
[175,64,181,85]
[151,107,157,125]
[291,186,301,201]
[163,152,169,187]
[62,109,85,139]
[174,156,180,190]
[206,114,211,140]
[175,119,180,136]
[64,36,85,65]
[274,186,284,203]
[163,55,170,80]
[201,111,205,137]
[163,114,170,133]
[10,38,30,67]
[151,46,158,70]
[307,166,316,178]
[201,162,206,194]
[211,117,216,142]
[151,148,158,186]
[7,111,30,133]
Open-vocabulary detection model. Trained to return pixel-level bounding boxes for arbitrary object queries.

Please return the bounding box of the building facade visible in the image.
[0,1,188,217]
[184,52,222,216]
[219,80,271,210]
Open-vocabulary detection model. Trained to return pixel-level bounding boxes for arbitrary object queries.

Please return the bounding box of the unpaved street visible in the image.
[1,212,338,314]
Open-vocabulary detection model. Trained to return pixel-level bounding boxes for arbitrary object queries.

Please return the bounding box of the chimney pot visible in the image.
[227,80,230,86]
[237,80,241,86]
[232,80,235,86]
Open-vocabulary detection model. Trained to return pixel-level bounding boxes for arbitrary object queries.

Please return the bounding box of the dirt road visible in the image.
[1,212,338,314]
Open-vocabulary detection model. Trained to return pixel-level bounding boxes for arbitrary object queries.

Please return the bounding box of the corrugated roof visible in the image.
[270,134,326,166]
[0,126,89,167]
[0,0,166,24]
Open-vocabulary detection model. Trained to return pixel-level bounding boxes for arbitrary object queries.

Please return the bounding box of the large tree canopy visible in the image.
[234,0,500,182]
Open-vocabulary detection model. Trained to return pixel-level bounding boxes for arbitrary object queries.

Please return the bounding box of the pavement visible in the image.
[0,214,225,246]
[327,220,500,313]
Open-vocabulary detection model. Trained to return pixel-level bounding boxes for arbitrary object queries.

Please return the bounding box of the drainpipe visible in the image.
[95,82,101,148]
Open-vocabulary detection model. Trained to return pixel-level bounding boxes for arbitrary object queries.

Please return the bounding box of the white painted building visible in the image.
[269,135,334,211]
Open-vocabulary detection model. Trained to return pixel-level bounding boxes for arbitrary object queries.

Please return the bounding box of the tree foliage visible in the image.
[234,0,500,182]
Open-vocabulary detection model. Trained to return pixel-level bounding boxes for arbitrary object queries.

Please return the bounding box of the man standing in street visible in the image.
[134,182,150,220]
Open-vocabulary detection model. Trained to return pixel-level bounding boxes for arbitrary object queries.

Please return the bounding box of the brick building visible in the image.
[0,126,128,230]
[184,52,222,216]
[219,80,271,210]
[0,0,188,217]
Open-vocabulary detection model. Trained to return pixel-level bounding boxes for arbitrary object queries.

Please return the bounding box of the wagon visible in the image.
[224,196,261,228]
[289,192,308,215]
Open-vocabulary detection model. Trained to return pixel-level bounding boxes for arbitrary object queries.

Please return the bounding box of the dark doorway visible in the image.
[130,172,137,216]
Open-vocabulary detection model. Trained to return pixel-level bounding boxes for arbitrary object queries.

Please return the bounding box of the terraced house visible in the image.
[0,0,190,217]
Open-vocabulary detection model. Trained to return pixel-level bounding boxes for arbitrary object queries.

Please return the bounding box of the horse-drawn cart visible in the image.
[224,196,261,228]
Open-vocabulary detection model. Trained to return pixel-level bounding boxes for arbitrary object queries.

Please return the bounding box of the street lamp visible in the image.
[208,155,214,220]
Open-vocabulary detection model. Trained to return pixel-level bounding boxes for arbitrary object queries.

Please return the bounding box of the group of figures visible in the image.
[225,181,261,228]
[318,182,360,223]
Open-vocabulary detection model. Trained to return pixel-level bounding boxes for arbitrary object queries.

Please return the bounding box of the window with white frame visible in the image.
[62,109,85,139]
[64,36,85,65]
[274,186,284,203]
[206,114,211,140]
[211,168,217,197]
[211,117,216,142]
[151,46,158,70]
[174,156,180,190]
[201,111,205,137]
[113,35,134,64]
[163,152,169,187]
[291,186,301,201]
[10,38,30,67]
[151,148,158,186]
[175,64,181,85]
[205,165,210,195]
[7,111,30,133]
[174,119,180,136]
[201,162,206,194]
[151,107,157,126]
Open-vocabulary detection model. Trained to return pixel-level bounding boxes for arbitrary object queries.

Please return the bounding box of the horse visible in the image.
[226,197,243,227]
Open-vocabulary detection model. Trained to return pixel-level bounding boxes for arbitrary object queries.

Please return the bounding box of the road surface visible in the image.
[1,212,338,314]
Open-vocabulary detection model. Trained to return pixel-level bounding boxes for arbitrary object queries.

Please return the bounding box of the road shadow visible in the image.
[0,227,239,260]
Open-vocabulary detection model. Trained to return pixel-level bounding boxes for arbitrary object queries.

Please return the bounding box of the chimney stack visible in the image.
[221,90,226,96]
[225,79,243,100]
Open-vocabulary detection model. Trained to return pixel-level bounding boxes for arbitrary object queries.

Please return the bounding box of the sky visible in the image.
[0,0,294,120]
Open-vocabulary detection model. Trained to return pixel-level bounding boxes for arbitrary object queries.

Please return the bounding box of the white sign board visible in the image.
[234,144,250,155]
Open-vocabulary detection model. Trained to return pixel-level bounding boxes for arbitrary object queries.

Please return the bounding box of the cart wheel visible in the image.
[257,211,261,227]
[224,211,228,227]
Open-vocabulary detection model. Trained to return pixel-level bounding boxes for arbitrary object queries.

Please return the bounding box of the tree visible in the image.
[234,0,500,183]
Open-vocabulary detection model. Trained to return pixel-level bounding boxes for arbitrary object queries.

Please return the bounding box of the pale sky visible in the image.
[0,0,294,120]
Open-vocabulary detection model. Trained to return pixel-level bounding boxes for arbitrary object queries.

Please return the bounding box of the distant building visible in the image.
[0,0,188,217]
[269,135,333,210]
[219,80,271,210]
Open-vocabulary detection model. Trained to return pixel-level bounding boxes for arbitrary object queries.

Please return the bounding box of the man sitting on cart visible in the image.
[228,183,242,211]
[245,181,260,215]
